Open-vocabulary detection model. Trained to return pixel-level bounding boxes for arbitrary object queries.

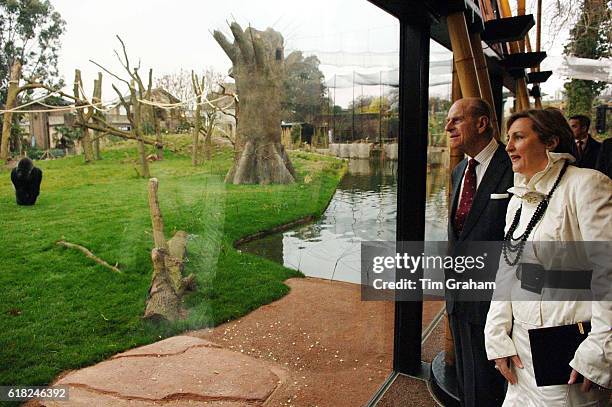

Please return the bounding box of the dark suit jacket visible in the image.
[575,136,601,170]
[596,138,612,179]
[446,143,513,325]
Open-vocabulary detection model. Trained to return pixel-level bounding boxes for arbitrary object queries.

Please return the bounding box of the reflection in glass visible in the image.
[241,157,448,283]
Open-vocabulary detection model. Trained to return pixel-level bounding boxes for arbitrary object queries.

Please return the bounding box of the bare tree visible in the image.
[155,69,197,111]
[89,36,157,177]
[191,70,229,164]
[0,60,46,161]
[214,23,296,184]
[73,69,99,162]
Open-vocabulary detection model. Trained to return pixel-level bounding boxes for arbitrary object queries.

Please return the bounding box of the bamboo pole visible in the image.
[499,0,530,110]
[447,12,481,98]
[469,32,500,139]
[517,0,527,52]
[534,0,543,108]
[450,60,465,173]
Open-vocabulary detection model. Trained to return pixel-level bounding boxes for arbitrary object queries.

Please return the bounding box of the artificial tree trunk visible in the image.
[214,23,296,184]
[1,61,22,162]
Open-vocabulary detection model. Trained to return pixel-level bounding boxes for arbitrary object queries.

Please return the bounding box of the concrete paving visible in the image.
[39,336,285,406]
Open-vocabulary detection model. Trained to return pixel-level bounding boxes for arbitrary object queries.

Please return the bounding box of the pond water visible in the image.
[240,157,449,284]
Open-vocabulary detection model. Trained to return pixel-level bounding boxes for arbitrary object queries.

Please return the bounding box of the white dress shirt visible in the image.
[458,137,499,201]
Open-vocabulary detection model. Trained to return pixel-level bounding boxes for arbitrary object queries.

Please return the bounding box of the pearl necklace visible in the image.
[502,162,569,266]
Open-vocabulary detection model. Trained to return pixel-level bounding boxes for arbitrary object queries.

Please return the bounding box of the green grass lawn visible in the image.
[0,140,345,391]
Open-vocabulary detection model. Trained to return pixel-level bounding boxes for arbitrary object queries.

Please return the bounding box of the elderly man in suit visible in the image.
[445,98,513,407]
[569,114,601,169]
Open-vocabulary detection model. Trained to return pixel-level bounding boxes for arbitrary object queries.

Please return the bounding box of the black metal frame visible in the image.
[393,18,430,375]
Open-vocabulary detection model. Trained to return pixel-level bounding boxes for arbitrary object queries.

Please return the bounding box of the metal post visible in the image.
[379,71,383,144]
[352,71,355,142]
[333,74,336,142]
[361,83,364,140]
[394,18,429,376]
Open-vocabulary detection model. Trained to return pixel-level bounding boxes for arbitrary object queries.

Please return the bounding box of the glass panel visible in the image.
[1,1,406,406]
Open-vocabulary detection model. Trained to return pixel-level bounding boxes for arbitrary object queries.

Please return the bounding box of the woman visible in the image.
[484,108,611,406]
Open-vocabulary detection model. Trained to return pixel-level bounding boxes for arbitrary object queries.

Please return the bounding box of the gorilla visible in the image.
[11,157,43,205]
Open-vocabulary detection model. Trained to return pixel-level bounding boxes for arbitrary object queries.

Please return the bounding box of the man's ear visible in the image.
[546,136,559,151]
[476,116,489,135]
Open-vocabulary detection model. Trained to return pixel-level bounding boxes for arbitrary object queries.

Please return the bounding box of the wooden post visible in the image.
[469,32,500,139]
[1,60,22,161]
[499,0,530,110]
[74,69,95,162]
[148,178,168,250]
[447,12,480,98]
[191,72,202,166]
[93,73,103,160]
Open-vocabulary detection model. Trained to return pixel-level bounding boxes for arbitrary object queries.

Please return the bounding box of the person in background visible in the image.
[485,108,611,406]
[595,137,612,179]
[445,97,512,407]
[569,114,601,169]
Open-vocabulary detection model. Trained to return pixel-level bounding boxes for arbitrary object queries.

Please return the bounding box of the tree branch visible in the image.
[56,240,121,273]
[90,59,130,86]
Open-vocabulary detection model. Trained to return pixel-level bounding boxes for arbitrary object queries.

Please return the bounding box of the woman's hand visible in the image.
[568,369,593,392]
[494,355,523,385]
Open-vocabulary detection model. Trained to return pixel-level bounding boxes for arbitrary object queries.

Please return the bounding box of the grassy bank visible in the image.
[0,141,345,389]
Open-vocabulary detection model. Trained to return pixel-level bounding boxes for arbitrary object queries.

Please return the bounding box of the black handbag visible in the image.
[528,321,591,387]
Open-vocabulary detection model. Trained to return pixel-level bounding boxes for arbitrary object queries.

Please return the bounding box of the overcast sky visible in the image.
[50,0,570,107]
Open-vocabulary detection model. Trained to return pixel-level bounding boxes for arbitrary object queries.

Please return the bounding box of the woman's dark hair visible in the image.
[506,108,575,156]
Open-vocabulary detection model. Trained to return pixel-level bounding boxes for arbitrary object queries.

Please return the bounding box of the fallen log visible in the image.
[143,179,196,322]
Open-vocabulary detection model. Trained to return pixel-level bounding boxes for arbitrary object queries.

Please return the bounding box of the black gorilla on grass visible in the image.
[11,157,43,205]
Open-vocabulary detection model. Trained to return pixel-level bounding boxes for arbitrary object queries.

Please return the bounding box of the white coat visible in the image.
[484,152,612,406]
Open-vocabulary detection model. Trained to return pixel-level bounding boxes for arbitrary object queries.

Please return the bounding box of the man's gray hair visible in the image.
[464,97,494,139]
